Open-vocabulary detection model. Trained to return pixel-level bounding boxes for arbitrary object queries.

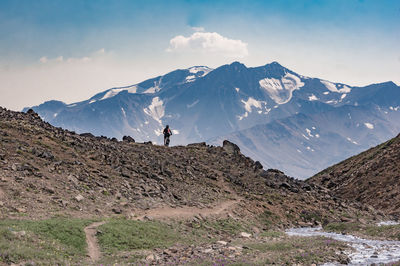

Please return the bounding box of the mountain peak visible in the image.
[229,61,246,67]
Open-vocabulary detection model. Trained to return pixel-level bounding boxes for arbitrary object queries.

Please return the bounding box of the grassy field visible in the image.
[0,217,359,265]
[0,218,94,264]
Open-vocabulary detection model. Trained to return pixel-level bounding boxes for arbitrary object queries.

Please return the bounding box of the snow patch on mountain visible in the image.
[259,73,304,104]
[237,112,248,121]
[144,86,158,94]
[101,88,124,100]
[143,97,165,124]
[237,97,269,120]
[121,107,126,118]
[126,86,138,93]
[185,75,196,82]
[144,79,162,94]
[241,97,265,112]
[308,94,318,101]
[321,80,351,93]
[188,66,212,76]
[364,122,374,129]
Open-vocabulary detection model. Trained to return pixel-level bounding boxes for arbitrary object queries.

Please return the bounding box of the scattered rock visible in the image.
[203,248,213,254]
[15,207,26,213]
[145,254,155,262]
[240,232,251,238]
[75,194,84,202]
[12,230,26,238]
[112,208,122,214]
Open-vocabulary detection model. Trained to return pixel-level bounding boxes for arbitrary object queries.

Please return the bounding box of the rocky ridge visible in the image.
[309,133,400,217]
[0,106,384,227]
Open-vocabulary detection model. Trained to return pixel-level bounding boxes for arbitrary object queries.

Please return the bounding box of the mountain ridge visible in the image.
[24,61,400,178]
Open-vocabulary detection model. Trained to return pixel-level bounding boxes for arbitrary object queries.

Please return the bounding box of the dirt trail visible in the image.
[134,199,240,220]
[84,178,242,262]
[84,221,106,263]
[135,176,242,221]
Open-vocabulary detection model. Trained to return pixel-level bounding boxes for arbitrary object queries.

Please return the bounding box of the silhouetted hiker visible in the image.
[163,125,172,147]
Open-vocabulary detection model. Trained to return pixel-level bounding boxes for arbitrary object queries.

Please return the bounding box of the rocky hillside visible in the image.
[0,106,382,226]
[309,133,400,217]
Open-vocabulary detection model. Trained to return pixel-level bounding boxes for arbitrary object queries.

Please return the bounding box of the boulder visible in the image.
[222,140,240,155]
[122,136,135,143]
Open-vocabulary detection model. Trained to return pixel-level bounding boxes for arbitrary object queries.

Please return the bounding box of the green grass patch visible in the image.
[203,218,246,236]
[258,209,280,228]
[260,230,284,238]
[324,222,360,233]
[97,218,179,253]
[0,218,93,264]
[324,222,400,240]
[249,236,348,265]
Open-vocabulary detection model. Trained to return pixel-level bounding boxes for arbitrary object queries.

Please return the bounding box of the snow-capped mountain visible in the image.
[25,62,400,178]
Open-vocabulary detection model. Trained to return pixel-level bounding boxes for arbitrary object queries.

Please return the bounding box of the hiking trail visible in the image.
[84,221,106,263]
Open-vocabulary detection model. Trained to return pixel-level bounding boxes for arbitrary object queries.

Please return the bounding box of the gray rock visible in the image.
[75,194,84,202]
[222,140,240,155]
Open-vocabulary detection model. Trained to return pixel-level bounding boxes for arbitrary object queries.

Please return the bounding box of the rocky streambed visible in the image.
[286,227,400,265]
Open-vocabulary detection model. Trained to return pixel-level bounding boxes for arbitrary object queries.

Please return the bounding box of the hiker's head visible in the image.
[166,125,169,128]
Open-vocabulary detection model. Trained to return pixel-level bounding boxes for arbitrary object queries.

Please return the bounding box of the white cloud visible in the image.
[167,31,248,58]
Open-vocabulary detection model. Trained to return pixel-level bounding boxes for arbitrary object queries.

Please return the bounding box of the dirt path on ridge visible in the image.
[84,178,242,262]
[134,199,240,220]
[84,221,106,263]
[135,177,243,220]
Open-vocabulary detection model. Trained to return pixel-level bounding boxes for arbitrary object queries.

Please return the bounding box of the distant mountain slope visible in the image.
[25,61,400,178]
[308,133,400,216]
[211,103,400,179]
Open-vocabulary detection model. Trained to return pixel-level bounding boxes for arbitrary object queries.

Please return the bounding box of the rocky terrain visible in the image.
[0,106,378,224]
[309,133,400,217]
[0,106,396,265]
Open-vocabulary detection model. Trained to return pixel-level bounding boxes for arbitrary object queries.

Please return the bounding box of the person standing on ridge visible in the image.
[163,125,172,147]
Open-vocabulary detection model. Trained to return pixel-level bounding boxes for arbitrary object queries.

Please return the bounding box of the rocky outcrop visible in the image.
[223,140,240,155]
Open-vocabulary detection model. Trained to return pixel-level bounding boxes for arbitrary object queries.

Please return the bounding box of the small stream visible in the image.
[286,227,400,265]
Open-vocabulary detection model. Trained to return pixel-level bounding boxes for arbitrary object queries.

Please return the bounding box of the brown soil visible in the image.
[84,221,106,263]
[135,199,240,221]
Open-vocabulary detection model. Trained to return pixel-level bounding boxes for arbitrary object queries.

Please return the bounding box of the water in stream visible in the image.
[286,227,400,265]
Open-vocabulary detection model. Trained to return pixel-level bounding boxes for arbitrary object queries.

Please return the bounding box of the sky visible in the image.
[0,0,399,111]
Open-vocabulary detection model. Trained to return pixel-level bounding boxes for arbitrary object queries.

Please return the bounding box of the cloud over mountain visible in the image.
[167,31,248,58]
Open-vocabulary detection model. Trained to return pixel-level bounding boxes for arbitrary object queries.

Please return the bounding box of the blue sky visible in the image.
[1,0,399,110]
